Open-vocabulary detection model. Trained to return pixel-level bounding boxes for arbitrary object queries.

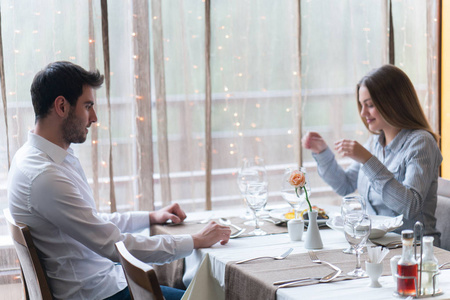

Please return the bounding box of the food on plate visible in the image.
[283,206,329,220]
[301,206,329,220]
[284,211,296,220]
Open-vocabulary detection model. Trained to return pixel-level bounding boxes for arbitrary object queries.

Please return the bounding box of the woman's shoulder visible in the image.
[404,129,436,143]
[402,129,440,152]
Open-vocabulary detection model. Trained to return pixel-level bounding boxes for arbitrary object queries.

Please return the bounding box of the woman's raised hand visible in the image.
[302,132,328,154]
[334,139,372,164]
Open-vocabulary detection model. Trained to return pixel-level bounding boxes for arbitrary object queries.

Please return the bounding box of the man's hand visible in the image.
[302,131,328,154]
[334,139,372,164]
[149,203,187,225]
[192,221,231,248]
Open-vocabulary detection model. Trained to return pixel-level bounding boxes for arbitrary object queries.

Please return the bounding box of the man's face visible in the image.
[62,86,97,145]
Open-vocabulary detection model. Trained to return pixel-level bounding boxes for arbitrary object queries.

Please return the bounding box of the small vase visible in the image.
[304,210,323,249]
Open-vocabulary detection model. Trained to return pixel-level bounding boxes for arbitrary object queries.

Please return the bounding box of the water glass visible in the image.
[341,195,366,254]
[244,181,268,236]
[344,213,371,277]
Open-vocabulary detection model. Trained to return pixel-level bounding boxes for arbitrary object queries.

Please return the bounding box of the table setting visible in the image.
[146,163,450,299]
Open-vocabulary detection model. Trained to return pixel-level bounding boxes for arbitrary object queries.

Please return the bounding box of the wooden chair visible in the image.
[3,209,53,300]
[436,177,450,250]
[115,241,164,300]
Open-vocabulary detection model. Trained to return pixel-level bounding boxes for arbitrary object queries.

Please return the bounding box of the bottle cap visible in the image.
[401,229,414,239]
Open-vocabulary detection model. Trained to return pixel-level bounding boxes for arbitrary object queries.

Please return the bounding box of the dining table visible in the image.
[149,206,450,300]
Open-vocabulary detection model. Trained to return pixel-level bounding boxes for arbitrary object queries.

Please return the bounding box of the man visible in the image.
[7,61,231,300]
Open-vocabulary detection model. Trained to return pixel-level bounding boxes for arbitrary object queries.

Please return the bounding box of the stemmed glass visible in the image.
[344,213,371,277]
[237,158,267,225]
[281,167,311,219]
[243,181,268,236]
[341,195,366,254]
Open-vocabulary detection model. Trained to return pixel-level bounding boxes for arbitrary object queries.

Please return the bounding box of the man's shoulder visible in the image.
[10,143,58,181]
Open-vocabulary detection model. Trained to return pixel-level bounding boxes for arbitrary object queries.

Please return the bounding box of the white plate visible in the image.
[269,208,330,225]
[326,214,403,239]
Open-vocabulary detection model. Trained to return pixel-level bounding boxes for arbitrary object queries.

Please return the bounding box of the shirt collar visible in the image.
[27,131,72,164]
[377,129,410,154]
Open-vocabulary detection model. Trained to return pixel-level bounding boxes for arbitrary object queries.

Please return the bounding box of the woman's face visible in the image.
[358,85,390,133]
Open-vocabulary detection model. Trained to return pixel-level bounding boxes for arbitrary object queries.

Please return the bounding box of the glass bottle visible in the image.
[421,236,439,295]
[397,230,418,296]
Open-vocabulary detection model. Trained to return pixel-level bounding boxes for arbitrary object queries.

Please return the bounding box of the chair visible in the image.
[436,177,450,250]
[115,241,164,300]
[3,209,53,300]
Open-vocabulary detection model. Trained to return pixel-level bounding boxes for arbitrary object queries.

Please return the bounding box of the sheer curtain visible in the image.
[0,0,441,214]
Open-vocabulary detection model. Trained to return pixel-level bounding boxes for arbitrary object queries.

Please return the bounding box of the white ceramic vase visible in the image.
[304,210,323,249]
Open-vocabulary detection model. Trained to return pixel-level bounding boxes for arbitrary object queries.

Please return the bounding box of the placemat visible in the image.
[149,217,288,288]
[224,247,450,300]
[151,217,289,238]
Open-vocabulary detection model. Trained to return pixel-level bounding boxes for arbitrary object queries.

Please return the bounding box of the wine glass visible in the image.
[237,158,267,224]
[344,213,371,277]
[341,195,365,254]
[243,181,268,236]
[281,167,311,219]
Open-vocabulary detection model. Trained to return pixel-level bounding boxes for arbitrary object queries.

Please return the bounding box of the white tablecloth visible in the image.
[180,209,450,300]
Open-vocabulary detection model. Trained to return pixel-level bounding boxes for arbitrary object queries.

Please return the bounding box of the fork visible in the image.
[235,248,293,264]
[308,251,341,272]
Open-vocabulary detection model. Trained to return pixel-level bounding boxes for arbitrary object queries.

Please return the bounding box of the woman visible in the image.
[302,64,442,244]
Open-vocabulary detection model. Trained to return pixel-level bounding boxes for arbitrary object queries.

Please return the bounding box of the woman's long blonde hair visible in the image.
[356,64,439,142]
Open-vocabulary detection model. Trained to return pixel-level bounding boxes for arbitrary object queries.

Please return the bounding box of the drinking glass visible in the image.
[344,213,371,277]
[237,158,267,224]
[281,167,311,219]
[341,195,365,254]
[244,181,268,236]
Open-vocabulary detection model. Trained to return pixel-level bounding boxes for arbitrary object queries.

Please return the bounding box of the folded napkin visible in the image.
[330,214,402,231]
[370,215,403,231]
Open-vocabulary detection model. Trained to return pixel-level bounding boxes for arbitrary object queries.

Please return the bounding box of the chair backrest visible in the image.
[115,241,164,300]
[436,177,450,250]
[3,209,53,300]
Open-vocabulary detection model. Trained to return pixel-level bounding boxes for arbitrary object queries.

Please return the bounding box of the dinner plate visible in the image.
[269,208,330,225]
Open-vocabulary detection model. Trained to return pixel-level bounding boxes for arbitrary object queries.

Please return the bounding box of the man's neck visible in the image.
[35,118,70,150]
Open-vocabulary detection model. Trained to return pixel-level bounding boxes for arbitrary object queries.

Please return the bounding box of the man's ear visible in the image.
[54,96,70,117]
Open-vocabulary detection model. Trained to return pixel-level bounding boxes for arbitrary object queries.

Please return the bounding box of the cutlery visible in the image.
[308,251,341,272]
[261,218,286,226]
[439,262,450,269]
[197,215,214,224]
[219,218,246,238]
[370,240,402,249]
[235,248,293,264]
[277,274,356,288]
[273,269,341,286]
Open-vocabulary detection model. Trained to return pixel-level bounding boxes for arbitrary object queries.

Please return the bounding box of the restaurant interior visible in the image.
[1,0,450,299]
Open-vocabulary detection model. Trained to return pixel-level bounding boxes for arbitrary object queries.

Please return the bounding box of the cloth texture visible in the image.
[150,218,288,288]
[7,131,194,300]
[225,247,450,300]
[313,129,442,242]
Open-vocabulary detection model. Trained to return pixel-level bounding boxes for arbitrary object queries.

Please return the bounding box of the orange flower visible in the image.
[288,170,306,188]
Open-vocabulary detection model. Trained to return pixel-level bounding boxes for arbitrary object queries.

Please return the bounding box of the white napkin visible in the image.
[370,215,403,231]
[367,246,390,263]
[329,214,403,231]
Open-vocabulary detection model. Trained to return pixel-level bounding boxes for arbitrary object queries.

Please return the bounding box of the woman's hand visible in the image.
[149,203,187,225]
[334,139,372,164]
[302,132,328,154]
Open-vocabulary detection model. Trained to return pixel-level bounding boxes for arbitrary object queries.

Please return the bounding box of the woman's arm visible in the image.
[361,133,442,219]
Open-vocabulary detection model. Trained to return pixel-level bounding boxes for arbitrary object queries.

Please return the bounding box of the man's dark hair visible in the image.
[30,61,104,119]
